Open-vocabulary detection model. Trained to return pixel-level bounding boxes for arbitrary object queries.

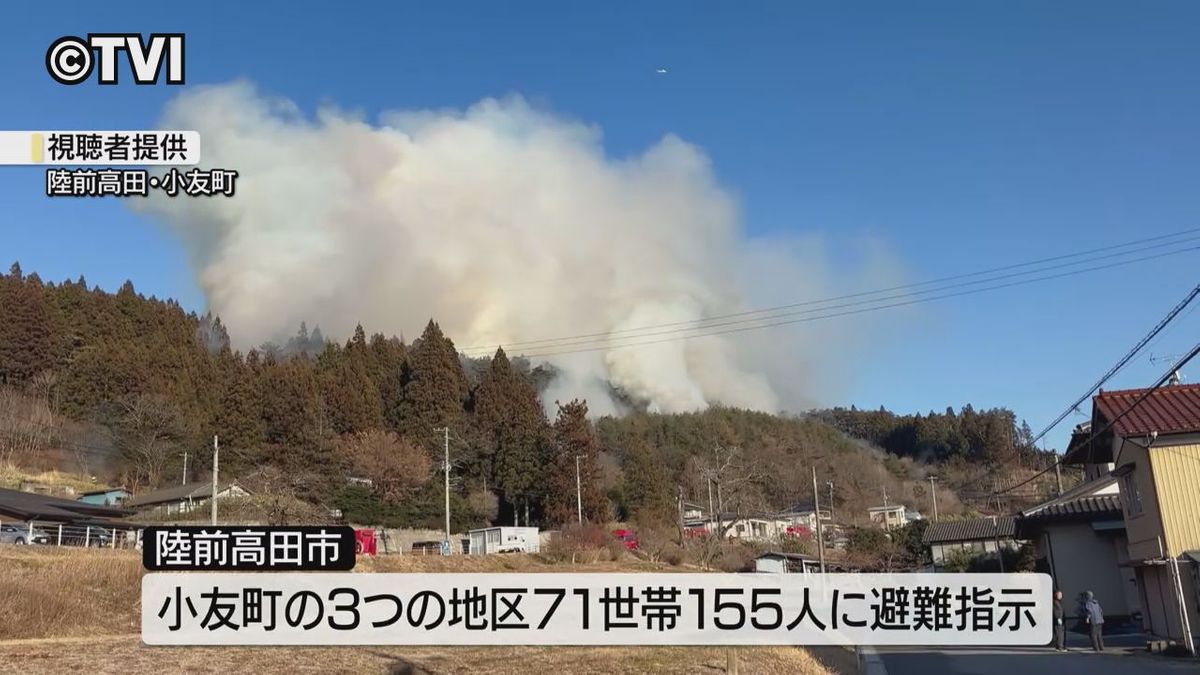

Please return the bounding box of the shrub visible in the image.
[540,523,610,564]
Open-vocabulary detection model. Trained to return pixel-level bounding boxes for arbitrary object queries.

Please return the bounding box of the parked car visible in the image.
[0,524,52,545]
[612,529,639,551]
[59,526,111,547]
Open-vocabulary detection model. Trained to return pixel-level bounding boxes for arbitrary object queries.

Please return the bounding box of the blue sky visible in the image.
[1,2,1198,450]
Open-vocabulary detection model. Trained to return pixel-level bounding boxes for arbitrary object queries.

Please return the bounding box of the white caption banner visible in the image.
[143,572,1052,646]
[0,131,200,165]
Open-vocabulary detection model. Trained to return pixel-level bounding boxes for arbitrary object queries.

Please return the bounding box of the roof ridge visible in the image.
[1096,382,1200,397]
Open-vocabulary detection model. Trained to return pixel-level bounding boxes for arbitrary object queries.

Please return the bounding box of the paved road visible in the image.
[875,634,1198,675]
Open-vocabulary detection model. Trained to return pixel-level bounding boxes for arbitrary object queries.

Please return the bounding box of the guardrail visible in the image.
[0,518,142,549]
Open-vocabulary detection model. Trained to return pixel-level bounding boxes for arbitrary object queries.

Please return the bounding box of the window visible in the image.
[1120,470,1143,516]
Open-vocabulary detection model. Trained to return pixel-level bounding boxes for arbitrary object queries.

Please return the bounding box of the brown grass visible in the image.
[0,547,142,639]
[0,462,107,494]
[0,548,838,675]
[0,636,835,674]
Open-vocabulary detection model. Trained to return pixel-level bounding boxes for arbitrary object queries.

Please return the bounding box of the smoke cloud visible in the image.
[139,81,898,416]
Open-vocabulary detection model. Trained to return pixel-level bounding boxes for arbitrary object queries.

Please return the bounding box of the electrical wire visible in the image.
[492,245,1198,358]
[459,227,1200,356]
[991,340,1200,497]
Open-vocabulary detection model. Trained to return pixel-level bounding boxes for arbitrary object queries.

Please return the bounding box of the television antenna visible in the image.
[1149,353,1186,384]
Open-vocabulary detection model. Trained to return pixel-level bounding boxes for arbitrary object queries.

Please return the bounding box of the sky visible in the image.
[1,2,1198,450]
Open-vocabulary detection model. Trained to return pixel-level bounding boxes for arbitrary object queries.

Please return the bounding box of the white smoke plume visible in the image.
[139,81,899,416]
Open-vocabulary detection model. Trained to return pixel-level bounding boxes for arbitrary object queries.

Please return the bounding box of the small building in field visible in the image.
[468,526,540,555]
[125,481,248,516]
[755,551,820,574]
[77,487,131,506]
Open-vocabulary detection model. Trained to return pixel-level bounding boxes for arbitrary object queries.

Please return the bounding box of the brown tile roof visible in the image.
[1095,383,1200,437]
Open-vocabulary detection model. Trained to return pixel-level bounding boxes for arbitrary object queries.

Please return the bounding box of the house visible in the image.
[867,504,910,530]
[77,487,130,506]
[777,502,832,531]
[125,481,248,516]
[681,501,706,522]
[922,516,1019,567]
[688,514,790,542]
[754,551,820,574]
[0,487,130,525]
[1063,382,1200,646]
[1018,471,1139,625]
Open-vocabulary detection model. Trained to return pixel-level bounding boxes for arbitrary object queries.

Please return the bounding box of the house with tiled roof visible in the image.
[1063,381,1200,647]
[923,516,1020,568]
[1018,471,1139,626]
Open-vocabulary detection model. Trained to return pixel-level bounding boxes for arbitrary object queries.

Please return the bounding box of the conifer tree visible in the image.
[399,320,469,449]
[0,264,53,384]
[621,438,674,526]
[475,347,548,520]
[544,399,607,525]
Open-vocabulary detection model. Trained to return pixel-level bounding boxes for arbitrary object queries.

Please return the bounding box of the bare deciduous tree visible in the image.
[115,393,183,490]
[337,430,432,504]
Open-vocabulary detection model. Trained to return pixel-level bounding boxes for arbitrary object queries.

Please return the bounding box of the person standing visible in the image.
[1084,591,1105,652]
[1053,590,1066,651]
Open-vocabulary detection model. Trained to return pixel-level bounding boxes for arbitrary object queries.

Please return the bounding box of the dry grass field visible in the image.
[0,547,847,674]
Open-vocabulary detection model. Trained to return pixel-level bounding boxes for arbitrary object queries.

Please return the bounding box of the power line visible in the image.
[954,283,1200,496]
[496,245,1197,358]
[1022,283,1200,449]
[460,228,1200,356]
[992,340,1200,497]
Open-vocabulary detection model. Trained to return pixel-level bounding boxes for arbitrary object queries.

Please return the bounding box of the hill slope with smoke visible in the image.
[138,81,897,415]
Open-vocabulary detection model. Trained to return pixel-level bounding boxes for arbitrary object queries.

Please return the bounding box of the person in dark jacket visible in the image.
[1053,590,1066,651]
[1084,591,1105,652]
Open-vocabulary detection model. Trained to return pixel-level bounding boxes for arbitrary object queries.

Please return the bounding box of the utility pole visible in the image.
[182,451,188,486]
[812,466,826,574]
[992,515,1004,573]
[575,454,583,524]
[210,435,219,526]
[881,484,890,532]
[1054,461,1063,497]
[442,427,451,554]
[928,476,939,522]
[827,481,834,523]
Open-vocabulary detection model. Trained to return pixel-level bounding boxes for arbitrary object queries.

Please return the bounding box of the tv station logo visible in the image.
[46,34,185,85]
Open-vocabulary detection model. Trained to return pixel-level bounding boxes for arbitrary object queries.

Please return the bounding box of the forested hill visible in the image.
[0,264,1053,528]
[813,406,1039,465]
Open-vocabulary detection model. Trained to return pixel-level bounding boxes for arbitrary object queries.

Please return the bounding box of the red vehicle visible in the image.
[354,528,377,556]
[784,525,812,538]
[611,529,639,550]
